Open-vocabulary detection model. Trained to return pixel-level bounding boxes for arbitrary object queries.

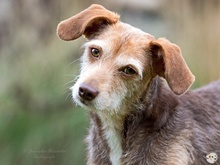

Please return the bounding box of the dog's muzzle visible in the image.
[78,83,99,102]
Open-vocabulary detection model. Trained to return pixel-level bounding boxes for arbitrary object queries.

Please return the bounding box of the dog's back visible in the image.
[181,80,220,164]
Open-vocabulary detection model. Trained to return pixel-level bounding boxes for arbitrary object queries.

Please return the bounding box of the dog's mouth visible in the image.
[77,95,96,109]
[79,98,88,106]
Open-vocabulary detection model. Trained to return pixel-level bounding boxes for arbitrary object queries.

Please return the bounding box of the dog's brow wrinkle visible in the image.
[116,55,143,79]
[85,39,106,48]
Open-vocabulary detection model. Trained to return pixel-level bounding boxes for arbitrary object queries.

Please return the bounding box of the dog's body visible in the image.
[87,78,220,165]
[57,4,220,165]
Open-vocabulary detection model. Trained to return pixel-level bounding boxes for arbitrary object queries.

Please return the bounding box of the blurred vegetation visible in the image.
[0,0,219,165]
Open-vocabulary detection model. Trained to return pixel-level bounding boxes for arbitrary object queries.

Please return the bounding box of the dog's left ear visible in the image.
[57,4,119,41]
[149,38,195,95]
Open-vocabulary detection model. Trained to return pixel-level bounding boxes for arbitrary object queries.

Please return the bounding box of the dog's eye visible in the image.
[121,66,137,75]
[91,48,100,58]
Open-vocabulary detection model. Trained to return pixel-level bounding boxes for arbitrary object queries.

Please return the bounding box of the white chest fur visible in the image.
[98,112,123,165]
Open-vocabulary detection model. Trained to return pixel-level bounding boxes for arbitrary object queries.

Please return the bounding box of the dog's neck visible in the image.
[90,76,178,165]
[97,111,125,165]
[140,76,179,129]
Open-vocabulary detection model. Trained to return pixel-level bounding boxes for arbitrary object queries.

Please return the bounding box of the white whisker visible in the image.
[67,58,81,67]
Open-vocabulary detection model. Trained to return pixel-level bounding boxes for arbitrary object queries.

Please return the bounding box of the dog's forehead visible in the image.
[99,22,153,47]
[86,22,154,58]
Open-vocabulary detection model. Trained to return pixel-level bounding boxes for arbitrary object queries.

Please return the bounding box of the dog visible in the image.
[57,4,220,165]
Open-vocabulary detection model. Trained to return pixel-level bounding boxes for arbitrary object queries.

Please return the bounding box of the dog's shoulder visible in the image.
[194,80,220,98]
[179,80,220,107]
[187,80,220,114]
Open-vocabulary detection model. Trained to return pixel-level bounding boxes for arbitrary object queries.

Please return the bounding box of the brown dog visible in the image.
[57,4,220,165]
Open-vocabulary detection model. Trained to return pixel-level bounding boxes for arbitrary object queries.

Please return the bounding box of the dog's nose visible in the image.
[79,83,99,101]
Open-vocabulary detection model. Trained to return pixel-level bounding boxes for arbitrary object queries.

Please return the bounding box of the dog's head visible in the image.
[57,4,195,113]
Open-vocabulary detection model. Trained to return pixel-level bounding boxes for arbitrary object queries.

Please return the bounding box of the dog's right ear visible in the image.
[149,38,195,95]
[57,4,119,41]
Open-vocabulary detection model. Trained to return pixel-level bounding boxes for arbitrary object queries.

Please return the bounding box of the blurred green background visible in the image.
[0,0,219,165]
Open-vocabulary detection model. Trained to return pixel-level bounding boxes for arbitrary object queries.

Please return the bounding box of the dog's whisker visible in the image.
[63,74,78,77]
[65,92,72,100]
[62,80,75,88]
[67,58,81,67]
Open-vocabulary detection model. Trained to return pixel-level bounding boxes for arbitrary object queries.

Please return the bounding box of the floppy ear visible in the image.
[57,4,119,41]
[149,38,195,95]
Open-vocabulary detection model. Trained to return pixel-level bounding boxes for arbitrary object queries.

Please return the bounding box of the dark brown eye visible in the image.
[91,48,100,58]
[122,66,136,75]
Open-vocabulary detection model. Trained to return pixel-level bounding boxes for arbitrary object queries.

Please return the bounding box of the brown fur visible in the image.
[57,4,119,41]
[57,4,220,165]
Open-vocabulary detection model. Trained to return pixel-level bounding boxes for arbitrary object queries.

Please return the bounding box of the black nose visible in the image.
[78,83,99,101]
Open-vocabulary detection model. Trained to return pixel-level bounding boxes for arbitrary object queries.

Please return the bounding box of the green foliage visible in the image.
[0,7,88,163]
[0,109,88,165]
[0,35,89,164]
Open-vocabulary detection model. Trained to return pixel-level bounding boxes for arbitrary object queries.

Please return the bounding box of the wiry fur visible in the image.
[85,78,220,165]
[57,4,220,165]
